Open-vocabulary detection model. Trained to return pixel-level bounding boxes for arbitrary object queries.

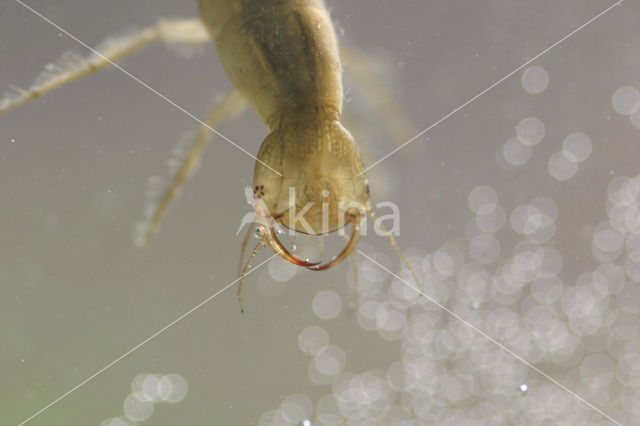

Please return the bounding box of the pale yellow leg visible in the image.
[351,251,360,306]
[135,90,247,247]
[340,47,417,148]
[238,224,255,277]
[368,209,421,288]
[338,232,360,309]
[0,18,209,115]
[238,240,266,313]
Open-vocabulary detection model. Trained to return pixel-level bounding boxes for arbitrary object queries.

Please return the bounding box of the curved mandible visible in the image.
[307,215,362,271]
[260,225,320,267]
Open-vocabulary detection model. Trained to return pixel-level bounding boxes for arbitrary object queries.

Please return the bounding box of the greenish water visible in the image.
[2,1,639,425]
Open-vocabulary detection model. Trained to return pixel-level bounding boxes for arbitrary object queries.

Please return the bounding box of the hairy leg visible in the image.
[341,46,417,149]
[134,90,247,247]
[0,18,209,115]
[238,240,266,313]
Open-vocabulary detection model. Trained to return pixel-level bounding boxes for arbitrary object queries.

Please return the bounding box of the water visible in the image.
[1,1,638,424]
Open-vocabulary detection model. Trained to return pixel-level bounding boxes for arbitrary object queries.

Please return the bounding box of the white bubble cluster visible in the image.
[259,393,313,426]
[562,133,592,163]
[547,131,592,182]
[260,168,639,424]
[102,373,188,425]
[503,137,532,166]
[611,85,640,133]
[468,185,506,239]
[123,393,154,422]
[510,196,558,243]
[298,325,330,356]
[332,371,395,421]
[601,175,640,311]
[297,325,346,386]
[548,151,578,181]
[500,117,545,167]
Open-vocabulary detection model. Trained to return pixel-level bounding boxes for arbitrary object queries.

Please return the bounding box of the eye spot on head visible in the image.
[253,184,265,198]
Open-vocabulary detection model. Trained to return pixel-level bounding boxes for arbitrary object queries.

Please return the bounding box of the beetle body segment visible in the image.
[199,0,368,235]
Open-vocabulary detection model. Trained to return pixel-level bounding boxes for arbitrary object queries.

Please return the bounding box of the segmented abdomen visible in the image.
[199,0,343,129]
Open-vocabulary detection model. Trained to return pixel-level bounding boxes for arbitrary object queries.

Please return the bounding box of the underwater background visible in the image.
[2,1,639,424]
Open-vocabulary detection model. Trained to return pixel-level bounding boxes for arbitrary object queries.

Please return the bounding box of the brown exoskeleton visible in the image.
[203,0,369,262]
[0,0,418,312]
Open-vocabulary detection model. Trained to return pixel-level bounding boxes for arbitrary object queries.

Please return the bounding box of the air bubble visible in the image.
[157,374,188,403]
[503,137,532,166]
[376,304,407,340]
[531,276,564,304]
[530,196,558,220]
[592,225,624,253]
[516,117,545,146]
[123,393,154,422]
[315,345,346,376]
[521,66,549,94]
[258,410,288,426]
[257,270,289,297]
[593,263,626,295]
[307,360,333,386]
[616,352,640,387]
[534,247,563,278]
[510,203,554,238]
[360,252,392,283]
[280,394,313,424]
[432,246,462,277]
[548,151,578,181]
[617,281,640,313]
[562,133,592,163]
[357,300,382,331]
[469,234,500,265]
[468,185,498,214]
[624,251,640,282]
[612,85,640,115]
[268,256,297,282]
[298,326,329,356]
[131,374,161,402]
[312,290,343,320]
[476,206,506,234]
[579,354,615,388]
[315,395,343,425]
